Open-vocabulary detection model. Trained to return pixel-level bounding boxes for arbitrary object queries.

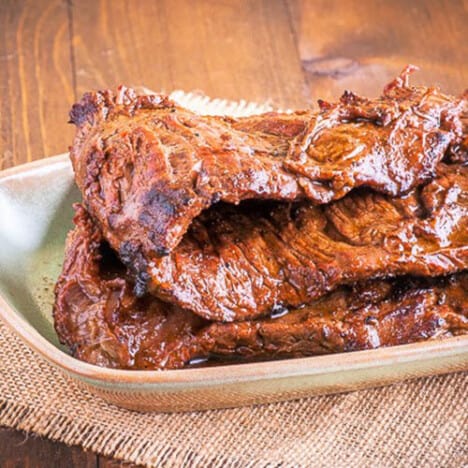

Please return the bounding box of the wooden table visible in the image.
[0,0,466,465]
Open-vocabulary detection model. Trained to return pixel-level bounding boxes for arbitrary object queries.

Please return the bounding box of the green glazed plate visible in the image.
[0,155,467,412]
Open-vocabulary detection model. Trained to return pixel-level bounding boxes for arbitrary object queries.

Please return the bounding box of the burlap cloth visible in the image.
[1,93,467,467]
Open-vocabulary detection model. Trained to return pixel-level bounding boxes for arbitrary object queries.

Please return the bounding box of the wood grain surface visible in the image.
[0,0,466,466]
[289,0,467,102]
[71,0,306,107]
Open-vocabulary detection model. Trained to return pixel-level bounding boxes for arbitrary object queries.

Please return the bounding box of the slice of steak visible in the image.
[53,205,468,370]
[70,95,310,261]
[146,163,468,321]
[69,67,465,264]
[199,274,467,362]
[53,205,208,370]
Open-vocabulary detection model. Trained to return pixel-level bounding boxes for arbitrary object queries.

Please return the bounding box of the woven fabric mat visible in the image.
[1,322,467,467]
[1,93,467,467]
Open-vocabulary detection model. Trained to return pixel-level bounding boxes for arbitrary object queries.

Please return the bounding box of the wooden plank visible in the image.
[0,427,97,468]
[0,1,92,464]
[70,0,307,108]
[0,0,75,169]
[287,0,467,104]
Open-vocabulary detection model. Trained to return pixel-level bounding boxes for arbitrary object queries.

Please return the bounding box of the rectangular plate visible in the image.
[0,155,467,412]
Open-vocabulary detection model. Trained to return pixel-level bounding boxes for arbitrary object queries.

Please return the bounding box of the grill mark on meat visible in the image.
[52,210,468,369]
[69,68,466,267]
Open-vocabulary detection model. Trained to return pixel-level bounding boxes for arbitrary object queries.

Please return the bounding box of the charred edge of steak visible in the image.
[69,86,176,127]
[118,240,150,297]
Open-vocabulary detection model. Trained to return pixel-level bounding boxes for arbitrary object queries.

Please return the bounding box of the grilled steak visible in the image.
[55,69,468,370]
[53,205,468,370]
[144,163,467,321]
[69,66,465,269]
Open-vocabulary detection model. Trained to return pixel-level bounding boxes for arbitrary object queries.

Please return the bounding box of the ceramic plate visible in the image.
[0,155,467,412]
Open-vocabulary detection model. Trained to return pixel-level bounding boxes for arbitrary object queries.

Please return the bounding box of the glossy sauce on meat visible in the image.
[54,68,468,370]
[69,67,465,277]
[146,163,467,321]
[53,206,468,370]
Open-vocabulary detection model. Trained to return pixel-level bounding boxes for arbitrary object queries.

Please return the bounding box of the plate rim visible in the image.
[1,156,467,388]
